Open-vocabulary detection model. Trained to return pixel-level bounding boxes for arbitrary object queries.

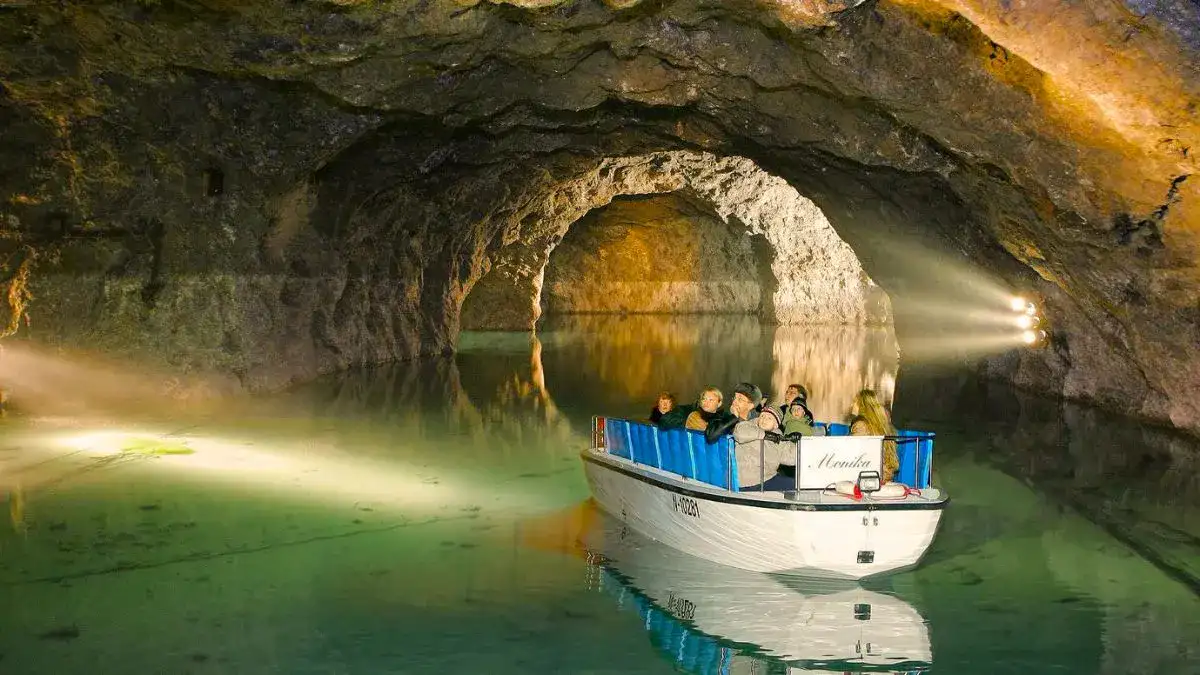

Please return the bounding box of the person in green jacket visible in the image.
[782,397,822,437]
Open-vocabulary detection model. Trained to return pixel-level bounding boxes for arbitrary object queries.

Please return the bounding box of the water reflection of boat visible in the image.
[581,511,933,674]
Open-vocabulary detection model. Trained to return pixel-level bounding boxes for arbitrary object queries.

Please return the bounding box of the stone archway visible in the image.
[540,193,774,317]
[460,151,890,331]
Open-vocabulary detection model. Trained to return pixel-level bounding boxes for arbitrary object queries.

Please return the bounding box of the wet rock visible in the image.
[542,194,761,317]
[0,0,1196,438]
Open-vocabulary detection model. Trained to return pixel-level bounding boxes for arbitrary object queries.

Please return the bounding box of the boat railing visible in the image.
[815,423,935,488]
[592,416,741,492]
[593,416,934,491]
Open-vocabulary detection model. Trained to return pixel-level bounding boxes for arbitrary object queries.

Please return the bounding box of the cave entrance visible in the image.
[539,192,776,319]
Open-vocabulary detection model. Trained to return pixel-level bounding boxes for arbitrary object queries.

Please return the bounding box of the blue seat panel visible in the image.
[601,418,752,492]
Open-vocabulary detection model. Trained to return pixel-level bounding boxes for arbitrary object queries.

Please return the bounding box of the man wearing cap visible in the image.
[705,382,795,490]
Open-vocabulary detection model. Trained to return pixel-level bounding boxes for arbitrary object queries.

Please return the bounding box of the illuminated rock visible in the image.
[0,0,1196,435]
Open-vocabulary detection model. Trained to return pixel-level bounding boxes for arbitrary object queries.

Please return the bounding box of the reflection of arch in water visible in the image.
[770,324,899,424]
[579,508,932,674]
[538,315,774,421]
[536,315,899,426]
[5,485,25,535]
[455,333,574,449]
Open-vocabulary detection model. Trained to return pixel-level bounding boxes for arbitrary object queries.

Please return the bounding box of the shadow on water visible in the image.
[893,366,1200,594]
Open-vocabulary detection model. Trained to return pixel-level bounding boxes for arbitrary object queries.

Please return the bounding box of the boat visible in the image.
[581,417,949,579]
[580,509,933,674]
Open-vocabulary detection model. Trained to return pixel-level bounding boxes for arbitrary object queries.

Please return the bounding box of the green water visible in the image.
[1,316,1197,674]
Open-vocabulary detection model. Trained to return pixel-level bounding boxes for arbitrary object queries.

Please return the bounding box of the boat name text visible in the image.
[813,453,873,470]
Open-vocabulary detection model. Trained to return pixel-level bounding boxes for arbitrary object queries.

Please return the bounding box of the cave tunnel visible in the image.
[539,192,782,320]
[459,153,893,332]
[2,3,1200,674]
[0,0,1198,437]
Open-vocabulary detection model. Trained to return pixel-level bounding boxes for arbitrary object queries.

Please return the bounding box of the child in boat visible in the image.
[783,398,819,436]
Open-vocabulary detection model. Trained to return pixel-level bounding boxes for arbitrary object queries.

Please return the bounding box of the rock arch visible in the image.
[460,150,890,330]
[1,0,1198,436]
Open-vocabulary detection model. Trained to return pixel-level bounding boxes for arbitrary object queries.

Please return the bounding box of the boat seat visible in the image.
[602,419,740,492]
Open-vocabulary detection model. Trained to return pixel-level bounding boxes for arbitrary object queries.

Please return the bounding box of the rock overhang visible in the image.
[0,0,1197,436]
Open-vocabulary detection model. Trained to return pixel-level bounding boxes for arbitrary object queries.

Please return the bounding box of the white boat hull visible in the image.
[582,448,947,579]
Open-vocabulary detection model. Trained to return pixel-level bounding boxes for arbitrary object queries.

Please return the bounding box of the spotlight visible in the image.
[1009,296,1026,312]
[1021,330,1037,344]
[1016,315,1034,329]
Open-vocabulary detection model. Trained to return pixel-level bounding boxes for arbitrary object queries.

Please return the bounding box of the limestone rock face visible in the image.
[542,194,766,316]
[0,0,1198,436]
[462,152,889,330]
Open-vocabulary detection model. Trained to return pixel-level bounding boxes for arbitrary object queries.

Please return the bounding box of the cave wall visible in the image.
[0,69,381,391]
[459,151,888,331]
[0,0,1197,436]
[540,194,766,317]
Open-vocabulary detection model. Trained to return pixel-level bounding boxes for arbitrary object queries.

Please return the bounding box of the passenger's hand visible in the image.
[764,431,783,443]
[783,432,803,442]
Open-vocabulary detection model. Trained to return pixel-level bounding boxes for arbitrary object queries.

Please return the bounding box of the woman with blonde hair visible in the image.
[850,389,899,483]
[685,387,723,431]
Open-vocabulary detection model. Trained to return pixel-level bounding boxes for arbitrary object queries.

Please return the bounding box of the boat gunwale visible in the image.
[582,448,950,512]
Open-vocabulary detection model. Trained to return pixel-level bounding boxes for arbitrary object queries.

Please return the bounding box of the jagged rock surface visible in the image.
[463,154,889,329]
[0,0,1197,435]
[540,194,767,317]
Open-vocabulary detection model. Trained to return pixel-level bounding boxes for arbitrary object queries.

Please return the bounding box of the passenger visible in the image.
[704,382,758,441]
[706,382,794,491]
[656,398,692,428]
[783,397,819,437]
[684,387,723,431]
[850,389,899,483]
[648,391,676,424]
[776,383,808,419]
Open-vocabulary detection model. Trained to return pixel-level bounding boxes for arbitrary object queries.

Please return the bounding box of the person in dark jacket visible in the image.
[703,382,761,443]
[685,387,724,431]
[648,391,676,424]
[775,383,809,420]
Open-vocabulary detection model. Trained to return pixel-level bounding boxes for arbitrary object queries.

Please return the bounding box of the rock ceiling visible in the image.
[0,0,1197,435]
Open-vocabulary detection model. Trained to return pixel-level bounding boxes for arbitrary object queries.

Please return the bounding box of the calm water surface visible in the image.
[1,316,1197,674]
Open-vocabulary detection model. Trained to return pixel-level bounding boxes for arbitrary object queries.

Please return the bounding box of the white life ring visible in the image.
[828,481,917,500]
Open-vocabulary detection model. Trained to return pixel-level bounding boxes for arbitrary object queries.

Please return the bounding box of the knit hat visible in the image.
[759,405,783,429]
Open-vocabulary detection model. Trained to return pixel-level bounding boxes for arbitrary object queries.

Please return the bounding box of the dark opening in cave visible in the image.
[203,168,225,197]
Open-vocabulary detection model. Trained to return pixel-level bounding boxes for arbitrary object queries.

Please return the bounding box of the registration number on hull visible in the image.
[672,494,701,518]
